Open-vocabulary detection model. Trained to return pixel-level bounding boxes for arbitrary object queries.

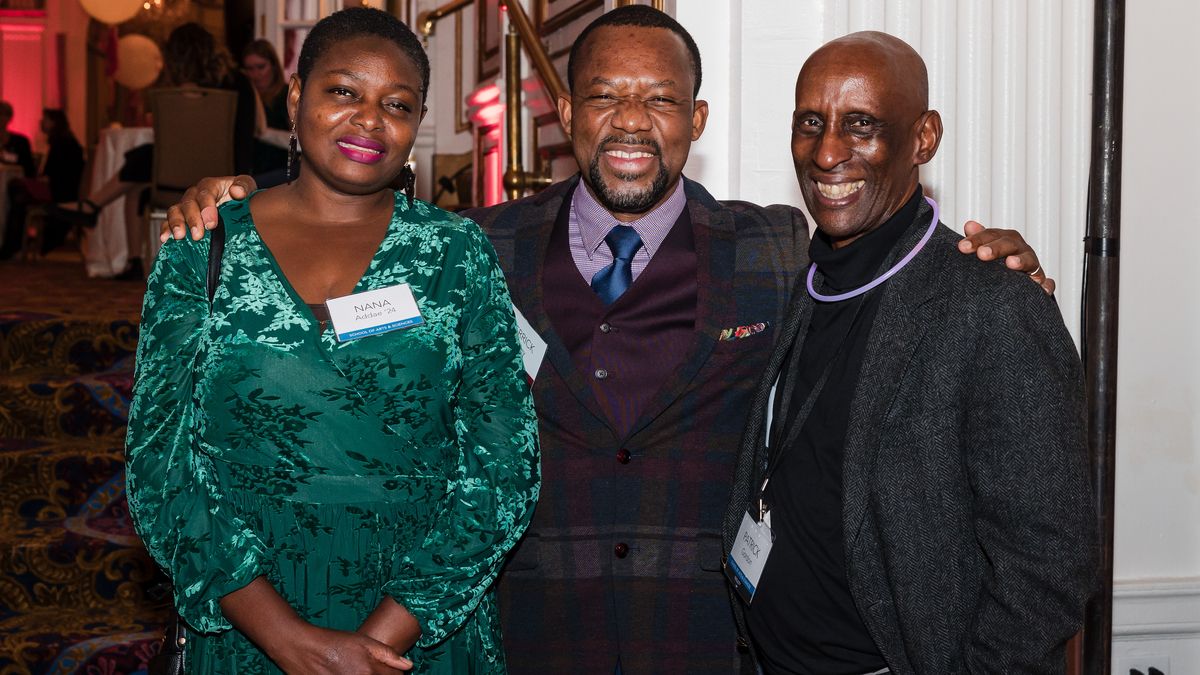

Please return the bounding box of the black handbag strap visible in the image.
[206,216,225,305]
[147,614,187,675]
[147,216,221,674]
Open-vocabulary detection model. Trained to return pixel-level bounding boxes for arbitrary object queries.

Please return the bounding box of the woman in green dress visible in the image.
[126,8,539,673]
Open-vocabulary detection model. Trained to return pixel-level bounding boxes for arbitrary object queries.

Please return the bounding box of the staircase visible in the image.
[0,259,169,675]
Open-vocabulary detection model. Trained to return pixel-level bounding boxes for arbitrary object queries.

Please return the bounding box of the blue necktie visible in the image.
[591,225,643,305]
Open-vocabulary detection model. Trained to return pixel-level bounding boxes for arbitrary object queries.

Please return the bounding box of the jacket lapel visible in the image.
[505,178,567,340]
[841,202,947,549]
[623,178,737,439]
[758,275,815,453]
[508,177,614,428]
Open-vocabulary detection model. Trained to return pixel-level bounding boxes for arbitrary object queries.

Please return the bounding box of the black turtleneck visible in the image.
[746,186,925,675]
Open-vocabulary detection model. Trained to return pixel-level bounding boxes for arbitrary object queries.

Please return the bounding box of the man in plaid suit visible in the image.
[162,7,1048,674]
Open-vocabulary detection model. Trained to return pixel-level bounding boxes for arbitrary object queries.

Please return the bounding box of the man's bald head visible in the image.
[802,31,930,129]
[790,31,941,247]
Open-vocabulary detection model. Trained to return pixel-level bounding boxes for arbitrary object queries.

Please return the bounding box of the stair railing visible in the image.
[416,0,473,40]
[500,0,560,199]
[418,0,664,202]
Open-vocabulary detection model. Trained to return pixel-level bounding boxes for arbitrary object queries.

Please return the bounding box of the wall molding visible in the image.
[1113,578,1200,639]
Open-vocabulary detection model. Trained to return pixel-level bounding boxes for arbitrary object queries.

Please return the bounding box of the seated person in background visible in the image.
[0,100,34,178]
[51,22,258,279]
[242,39,292,181]
[723,31,1095,674]
[0,109,85,259]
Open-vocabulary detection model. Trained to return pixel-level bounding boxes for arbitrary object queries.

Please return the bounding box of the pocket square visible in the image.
[718,322,769,341]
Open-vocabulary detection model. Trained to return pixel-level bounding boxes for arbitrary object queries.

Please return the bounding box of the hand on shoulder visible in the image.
[957,220,1056,295]
[161,174,258,243]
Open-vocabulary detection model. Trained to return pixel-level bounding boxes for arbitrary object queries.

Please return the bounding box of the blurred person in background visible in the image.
[243,39,293,179]
[0,100,35,178]
[51,22,258,279]
[0,109,85,259]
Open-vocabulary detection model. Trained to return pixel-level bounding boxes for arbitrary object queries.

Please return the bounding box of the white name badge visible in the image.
[725,512,774,605]
[511,304,547,383]
[326,284,423,342]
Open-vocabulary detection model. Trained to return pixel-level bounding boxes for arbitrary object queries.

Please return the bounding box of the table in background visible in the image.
[82,126,153,278]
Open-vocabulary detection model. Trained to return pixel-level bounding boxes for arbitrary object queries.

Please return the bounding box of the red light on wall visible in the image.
[467,83,500,108]
[475,102,504,129]
[464,81,508,206]
[0,23,46,143]
[467,84,503,130]
[484,146,502,206]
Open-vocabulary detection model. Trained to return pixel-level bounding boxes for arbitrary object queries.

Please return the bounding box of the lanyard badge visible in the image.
[725,477,774,605]
[725,508,774,605]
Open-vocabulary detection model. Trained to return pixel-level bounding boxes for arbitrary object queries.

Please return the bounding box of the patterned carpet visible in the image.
[0,257,170,675]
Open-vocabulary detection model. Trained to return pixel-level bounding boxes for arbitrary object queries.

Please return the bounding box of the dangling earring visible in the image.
[286,119,298,183]
[400,164,415,207]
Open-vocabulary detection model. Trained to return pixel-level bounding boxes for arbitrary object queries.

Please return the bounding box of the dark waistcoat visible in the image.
[542,205,697,438]
[470,176,808,675]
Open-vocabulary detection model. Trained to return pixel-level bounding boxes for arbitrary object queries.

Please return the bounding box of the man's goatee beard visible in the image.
[587,157,671,214]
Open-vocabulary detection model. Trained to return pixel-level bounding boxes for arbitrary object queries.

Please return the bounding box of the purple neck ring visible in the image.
[806,195,940,303]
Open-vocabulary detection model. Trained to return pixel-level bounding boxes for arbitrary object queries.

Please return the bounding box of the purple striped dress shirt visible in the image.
[568,179,687,285]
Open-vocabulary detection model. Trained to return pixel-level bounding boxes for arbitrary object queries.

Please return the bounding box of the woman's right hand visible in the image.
[220,577,412,673]
[160,174,259,243]
[270,624,413,674]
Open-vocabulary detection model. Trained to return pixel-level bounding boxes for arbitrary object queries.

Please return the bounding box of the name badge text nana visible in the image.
[326,284,423,342]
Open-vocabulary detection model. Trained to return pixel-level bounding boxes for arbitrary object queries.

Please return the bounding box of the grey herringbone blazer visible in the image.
[723,199,1097,673]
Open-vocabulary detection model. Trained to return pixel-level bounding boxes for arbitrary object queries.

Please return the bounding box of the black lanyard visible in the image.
[758,291,870,516]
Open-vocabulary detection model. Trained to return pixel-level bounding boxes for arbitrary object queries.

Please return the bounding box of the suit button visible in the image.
[616,448,631,464]
[736,636,750,653]
[600,322,612,333]
[614,542,629,558]
[594,368,608,379]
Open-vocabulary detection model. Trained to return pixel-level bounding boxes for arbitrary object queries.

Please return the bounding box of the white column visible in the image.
[675,0,736,199]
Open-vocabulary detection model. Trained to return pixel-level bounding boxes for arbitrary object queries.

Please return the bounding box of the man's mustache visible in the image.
[598,136,662,155]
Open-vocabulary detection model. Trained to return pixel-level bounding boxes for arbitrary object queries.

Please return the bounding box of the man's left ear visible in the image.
[914,110,942,165]
[691,99,709,141]
[420,106,428,123]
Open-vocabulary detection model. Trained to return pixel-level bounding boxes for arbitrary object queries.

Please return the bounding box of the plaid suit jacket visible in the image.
[465,175,808,674]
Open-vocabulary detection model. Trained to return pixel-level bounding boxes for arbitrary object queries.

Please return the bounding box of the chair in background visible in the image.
[20,158,92,261]
[143,87,237,264]
[18,205,46,261]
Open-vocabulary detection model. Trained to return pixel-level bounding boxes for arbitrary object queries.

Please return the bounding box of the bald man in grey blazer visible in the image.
[723,32,1096,674]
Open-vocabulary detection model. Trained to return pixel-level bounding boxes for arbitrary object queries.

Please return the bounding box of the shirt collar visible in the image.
[573,178,687,259]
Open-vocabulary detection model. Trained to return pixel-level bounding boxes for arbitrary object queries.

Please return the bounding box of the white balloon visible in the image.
[79,0,143,25]
[113,34,163,91]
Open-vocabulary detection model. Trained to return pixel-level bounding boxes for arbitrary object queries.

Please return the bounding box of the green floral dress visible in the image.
[126,193,540,673]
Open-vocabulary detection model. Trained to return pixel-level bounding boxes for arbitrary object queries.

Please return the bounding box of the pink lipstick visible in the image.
[336,135,387,164]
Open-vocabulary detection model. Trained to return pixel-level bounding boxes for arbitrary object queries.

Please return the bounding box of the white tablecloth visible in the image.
[81,126,153,278]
